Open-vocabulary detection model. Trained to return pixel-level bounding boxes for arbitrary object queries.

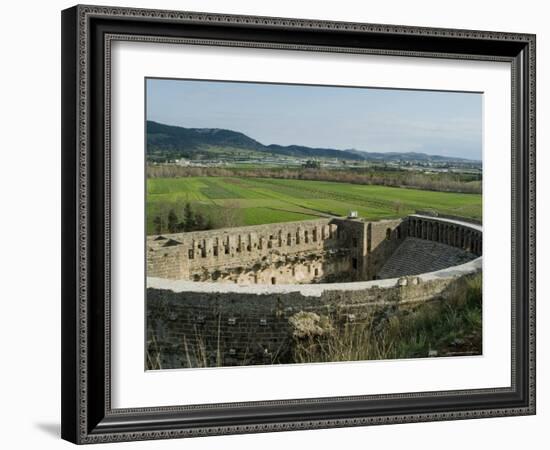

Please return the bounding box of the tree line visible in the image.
[150,200,245,235]
[147,164,481,194]
[152,203,213,234]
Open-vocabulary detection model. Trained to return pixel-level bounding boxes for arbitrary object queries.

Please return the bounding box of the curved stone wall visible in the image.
[146,214,482,369]
[404,214,482,256]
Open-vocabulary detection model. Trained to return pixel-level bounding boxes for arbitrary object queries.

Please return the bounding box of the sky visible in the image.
[146,78,483,161]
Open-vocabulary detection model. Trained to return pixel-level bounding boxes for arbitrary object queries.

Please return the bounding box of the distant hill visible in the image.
[265,144,365,160]
[345,149,472,163]
[146,121,476,163]
[147,121,264,154]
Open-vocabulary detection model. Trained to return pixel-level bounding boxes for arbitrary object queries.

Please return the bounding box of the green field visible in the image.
[146,177,482,234]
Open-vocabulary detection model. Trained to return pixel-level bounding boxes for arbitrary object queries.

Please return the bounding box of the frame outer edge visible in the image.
[76,3,534,41]
[61,5,80,445]
[65,5,537,444]
[527,34,536,414]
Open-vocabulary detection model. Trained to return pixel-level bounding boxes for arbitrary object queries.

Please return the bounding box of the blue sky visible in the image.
[146,78,482,161]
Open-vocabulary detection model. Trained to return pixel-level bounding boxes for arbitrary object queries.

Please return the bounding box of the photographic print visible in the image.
[145,78,483,370]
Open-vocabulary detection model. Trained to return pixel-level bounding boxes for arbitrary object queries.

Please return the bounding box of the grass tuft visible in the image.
[291,273,482,362]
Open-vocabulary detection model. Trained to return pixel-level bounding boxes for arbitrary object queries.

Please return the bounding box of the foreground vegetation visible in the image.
[292,273,482,362]
[147,176,482,234]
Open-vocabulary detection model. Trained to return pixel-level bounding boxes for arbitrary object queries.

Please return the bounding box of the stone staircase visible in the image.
[377,237,477,280]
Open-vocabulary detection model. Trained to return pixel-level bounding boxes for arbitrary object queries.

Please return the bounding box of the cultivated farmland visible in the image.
[146,176,482,234]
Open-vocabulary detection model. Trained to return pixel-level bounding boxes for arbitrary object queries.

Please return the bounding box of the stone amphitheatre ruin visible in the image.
[147,213,482,369]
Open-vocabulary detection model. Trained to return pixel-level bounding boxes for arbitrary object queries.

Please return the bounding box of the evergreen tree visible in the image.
[153,215,163,234]
[167,209,179,233]
[183,203,195,231]
[195,212,206,231]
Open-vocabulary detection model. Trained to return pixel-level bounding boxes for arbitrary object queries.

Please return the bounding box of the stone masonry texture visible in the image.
[146,215,482,369]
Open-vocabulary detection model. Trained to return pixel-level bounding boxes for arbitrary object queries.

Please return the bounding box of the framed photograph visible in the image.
[61,5,536,444]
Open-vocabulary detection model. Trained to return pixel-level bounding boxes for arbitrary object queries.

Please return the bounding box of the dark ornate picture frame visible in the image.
[61,4,536,444]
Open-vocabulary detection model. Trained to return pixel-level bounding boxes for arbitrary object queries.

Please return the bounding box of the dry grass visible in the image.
[292,273,482,363]
[146,274,482,369]
[146,313,287,369]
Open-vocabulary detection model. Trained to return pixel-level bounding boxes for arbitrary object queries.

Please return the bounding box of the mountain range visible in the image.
[146,121,475,163]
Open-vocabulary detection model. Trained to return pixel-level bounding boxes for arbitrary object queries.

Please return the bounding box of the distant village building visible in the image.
[176,158,190,166]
